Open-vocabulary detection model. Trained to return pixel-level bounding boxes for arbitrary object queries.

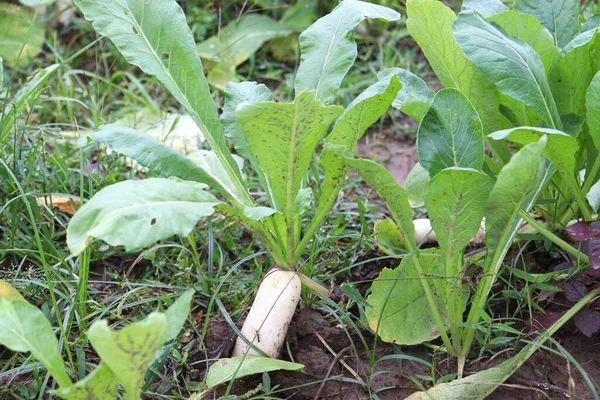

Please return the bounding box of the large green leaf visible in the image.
[66,179,220,255]
[514,0,579,48]
[295,0,400,104]
[206,357,304,389]
[0,298,72,388]
[425,168,492,331]
[586,70,600,150]
[53,362,117,400]
[461,0,507,16]
[221,81,275,205]
[378,68,434,121]
[89,313,167,399]
[197,14,292,89]
[0,4,45,66]
[237,91,342,220]
[489,127,578,177]
[488,10,559,72]
[74,0,250,205]
[549,28,600,117]
[417,89,484,177]
[92,124,245,203]
[365,254,443,345]
[453,12,562,129]
[485,137,547,263]
[407,0,502,135]
[426,168,492,266]
[163,289,194,343]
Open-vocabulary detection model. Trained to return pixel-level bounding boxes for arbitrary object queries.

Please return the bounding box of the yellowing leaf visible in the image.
[0,280,24,300]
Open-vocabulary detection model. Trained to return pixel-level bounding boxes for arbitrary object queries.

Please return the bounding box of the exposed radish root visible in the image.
[413,218,486,245]
[232,268,301,358]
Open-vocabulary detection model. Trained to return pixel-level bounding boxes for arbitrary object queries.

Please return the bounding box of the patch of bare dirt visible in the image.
[357,129,418,185]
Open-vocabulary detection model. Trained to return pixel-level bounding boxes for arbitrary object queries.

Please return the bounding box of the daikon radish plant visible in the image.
[64,0,401,364]
[0,280,195,400]
[332,0,600,394]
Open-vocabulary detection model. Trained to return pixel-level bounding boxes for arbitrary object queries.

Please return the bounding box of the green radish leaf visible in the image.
[426,167,493,265]
[586,70,600,150]
[243,207,278,221]
[187,150,247,202]
[0,64,59,142]
[489,127,579,176]
[549,28,600,117]
[378,68,434,121]
[407,0,502,135]
[74,0,249,205]
[406,350,522,399]
[485,137,548,278]
[417,89,484,177]
[373,218,406,257]
[206,357,304,389]
[0,298,72,388]
[237,91,342,222]
[52,362,116,400]
[514,0,579,48]
[89,313,167,399]
[404,163,430,209]
[221,81,275,206]
[453,11,562,129]
[92,125,245,203]
[0,4,45,66]
[0,57,3,87]
[197,14,292,89]
[488,10,559,72]
[66,179,220,255]
[314,76,401,233]
[163,289,194,343]
[366,253,444,345]
[461,0,507,16]
[19,0,57,6]
[295,0,400,104]
[333,149,415,248]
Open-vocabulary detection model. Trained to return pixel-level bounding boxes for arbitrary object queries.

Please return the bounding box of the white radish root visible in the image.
[232,268,301,358]
[413,218,486,245]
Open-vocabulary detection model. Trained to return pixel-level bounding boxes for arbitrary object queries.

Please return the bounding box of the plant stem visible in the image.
[518,210,589,263]
[582,153,600,195]
[297,272,333,298]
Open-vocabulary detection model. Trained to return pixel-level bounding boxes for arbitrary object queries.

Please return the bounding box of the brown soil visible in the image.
[357,130,418,186]
[192,306,599,399]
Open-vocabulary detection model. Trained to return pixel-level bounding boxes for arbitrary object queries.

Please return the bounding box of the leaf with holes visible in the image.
[66,179,220,255]
[237,91,342,224]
